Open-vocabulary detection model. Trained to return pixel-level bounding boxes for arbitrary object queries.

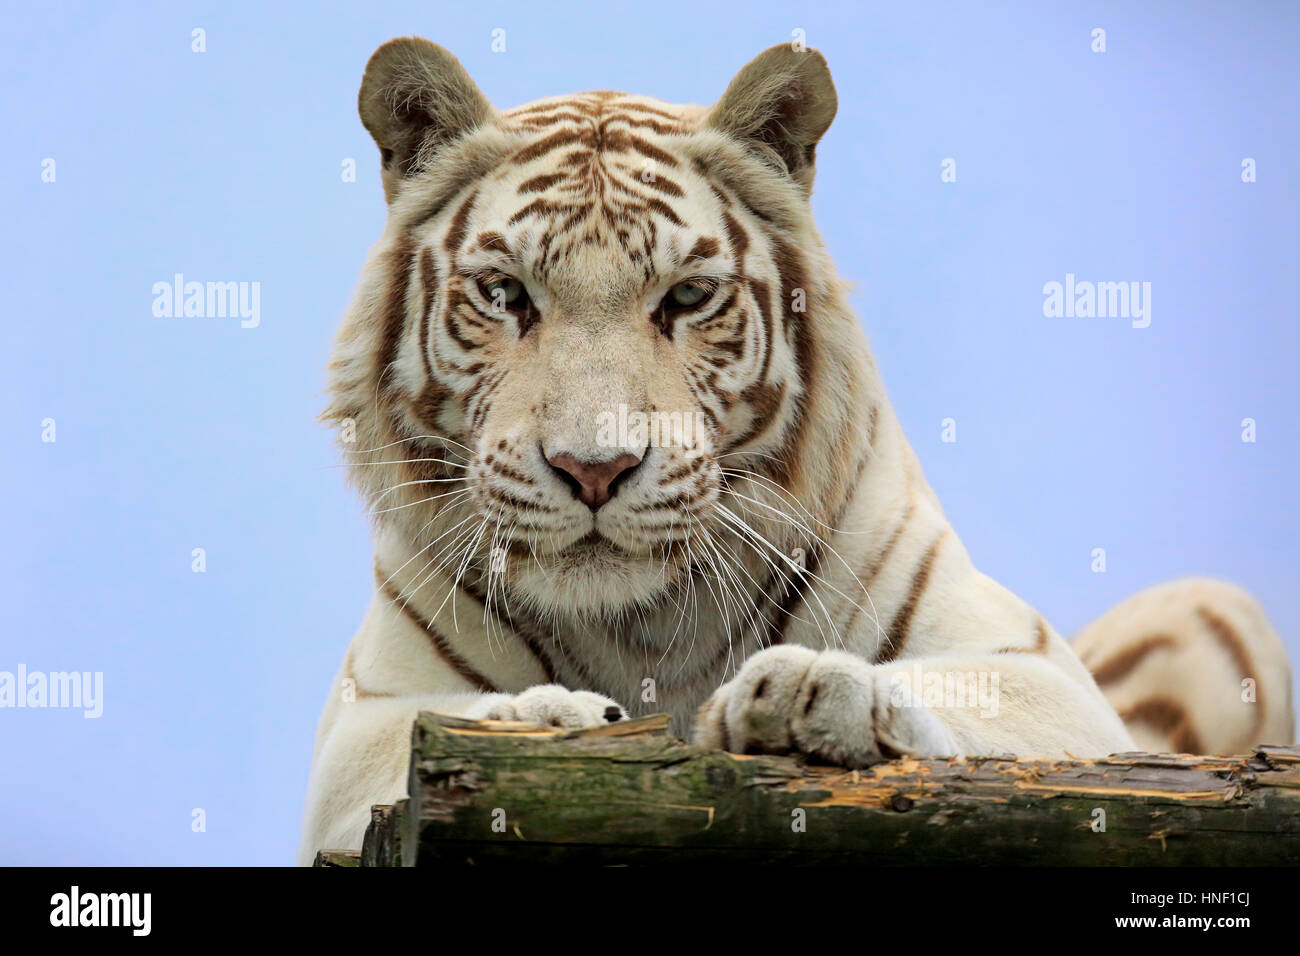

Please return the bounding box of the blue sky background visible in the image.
[2,1,1296,865]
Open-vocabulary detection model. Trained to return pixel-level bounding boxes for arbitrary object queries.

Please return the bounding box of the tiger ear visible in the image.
[705,44,837,194]
[358,37,495,202]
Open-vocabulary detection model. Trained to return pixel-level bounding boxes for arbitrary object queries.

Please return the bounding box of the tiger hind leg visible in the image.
[1072,577,1295,755]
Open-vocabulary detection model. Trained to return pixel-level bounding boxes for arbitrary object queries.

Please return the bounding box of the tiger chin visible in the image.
[298,37,1295,863]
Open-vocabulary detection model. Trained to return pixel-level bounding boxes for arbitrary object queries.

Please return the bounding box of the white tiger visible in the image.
[299,38,1295,863]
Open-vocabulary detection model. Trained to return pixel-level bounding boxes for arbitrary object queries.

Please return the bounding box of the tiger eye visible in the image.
[481,276,525,309]
[668,281,710,308]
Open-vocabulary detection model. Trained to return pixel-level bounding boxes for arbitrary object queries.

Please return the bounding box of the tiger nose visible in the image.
[546,452,643,510]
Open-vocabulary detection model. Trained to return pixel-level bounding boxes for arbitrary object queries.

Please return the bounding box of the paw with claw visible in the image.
[694,646,959,766]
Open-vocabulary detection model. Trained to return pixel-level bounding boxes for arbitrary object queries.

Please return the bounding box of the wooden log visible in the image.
[312,849,361,867]
[360,804,405,867]
[350,713,1300,866]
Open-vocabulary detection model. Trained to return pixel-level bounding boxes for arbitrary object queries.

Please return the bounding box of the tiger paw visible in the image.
[468,684,627,729]
[693,646,959,766]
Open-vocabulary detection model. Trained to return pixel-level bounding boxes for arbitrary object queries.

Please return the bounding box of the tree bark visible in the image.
[323,713,1300,866]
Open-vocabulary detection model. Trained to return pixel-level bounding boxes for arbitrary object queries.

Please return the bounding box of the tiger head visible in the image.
[327,38,870,619]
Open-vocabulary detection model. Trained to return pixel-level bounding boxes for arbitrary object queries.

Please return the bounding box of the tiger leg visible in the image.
[1072,577,1295,754]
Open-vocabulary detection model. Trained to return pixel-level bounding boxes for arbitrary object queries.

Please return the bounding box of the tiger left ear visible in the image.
[358,37,495,202]
[706,44,838,194]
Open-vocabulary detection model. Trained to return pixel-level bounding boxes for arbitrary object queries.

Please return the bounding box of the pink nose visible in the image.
[547,452,642,510]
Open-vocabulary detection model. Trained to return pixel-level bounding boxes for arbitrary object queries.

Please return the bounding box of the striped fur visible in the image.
[1073,579,1294,756]
[299,38,1295,862]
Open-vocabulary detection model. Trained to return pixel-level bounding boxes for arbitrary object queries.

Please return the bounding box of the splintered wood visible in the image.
[312,713,1300,866]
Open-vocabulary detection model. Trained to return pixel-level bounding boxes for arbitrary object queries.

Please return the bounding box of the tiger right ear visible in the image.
[706,44,838,194]
[358,37,495,202]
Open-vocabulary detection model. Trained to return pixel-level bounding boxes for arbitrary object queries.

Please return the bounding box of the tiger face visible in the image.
[329,39,842,618]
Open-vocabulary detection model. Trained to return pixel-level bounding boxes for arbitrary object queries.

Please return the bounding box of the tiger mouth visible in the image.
[564,531,626,556]
[554,530,686,568]
[491,528,631,561]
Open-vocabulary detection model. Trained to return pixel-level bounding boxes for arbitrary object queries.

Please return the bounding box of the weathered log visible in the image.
[312,849,361,867]
[327,713,1300,866]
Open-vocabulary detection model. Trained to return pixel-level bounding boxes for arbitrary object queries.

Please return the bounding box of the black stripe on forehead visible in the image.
[423,112,742,286]
[443,189,479,254]
[686,237,721,261]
